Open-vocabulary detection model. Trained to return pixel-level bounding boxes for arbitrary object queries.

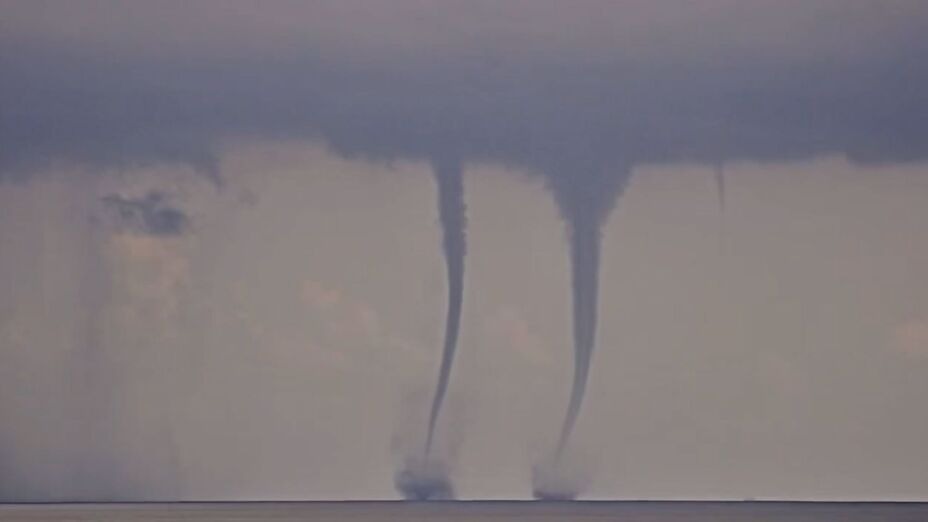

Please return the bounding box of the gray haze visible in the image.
[1,0,928,501]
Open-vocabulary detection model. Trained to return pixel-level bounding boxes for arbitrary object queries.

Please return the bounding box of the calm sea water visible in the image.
[2,502,926,521]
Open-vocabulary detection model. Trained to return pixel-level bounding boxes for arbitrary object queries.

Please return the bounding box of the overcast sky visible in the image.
[1,1,928,501]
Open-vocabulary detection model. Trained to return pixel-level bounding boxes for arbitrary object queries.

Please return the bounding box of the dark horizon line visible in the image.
[5,499,928,505]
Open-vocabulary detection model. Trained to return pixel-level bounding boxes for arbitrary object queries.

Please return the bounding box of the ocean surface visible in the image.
[2,502,927,521]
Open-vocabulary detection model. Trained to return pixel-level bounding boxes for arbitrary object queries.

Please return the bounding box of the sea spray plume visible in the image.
[424,157,466,458]
[395,457,455,500]
[532,455,593,501]
[392,388,463,500]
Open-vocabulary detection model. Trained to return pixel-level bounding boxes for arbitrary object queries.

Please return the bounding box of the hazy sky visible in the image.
[1,1,928,501]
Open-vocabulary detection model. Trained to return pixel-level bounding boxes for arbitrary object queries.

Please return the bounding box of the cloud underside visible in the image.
[1,2,927,181]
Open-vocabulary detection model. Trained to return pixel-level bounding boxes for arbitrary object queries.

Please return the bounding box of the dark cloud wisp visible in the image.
[101,191,189,236]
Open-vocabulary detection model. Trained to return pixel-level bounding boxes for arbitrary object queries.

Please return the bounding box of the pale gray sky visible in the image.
[3,146,927,499]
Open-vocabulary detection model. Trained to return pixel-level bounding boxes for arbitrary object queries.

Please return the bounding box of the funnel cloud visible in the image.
[424,158,467,458]
[395,158,467,500]
[523,164,631,499]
